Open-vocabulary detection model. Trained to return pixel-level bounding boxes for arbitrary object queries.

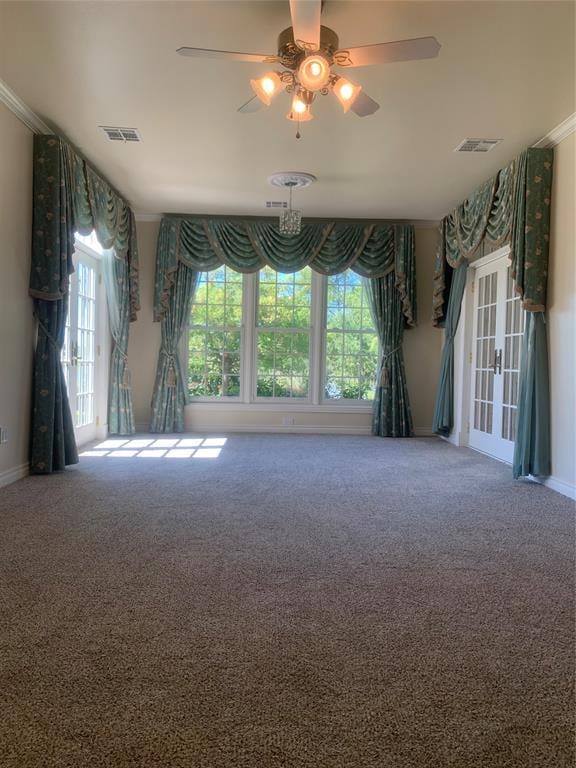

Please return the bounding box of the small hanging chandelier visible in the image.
[268,172,317,236]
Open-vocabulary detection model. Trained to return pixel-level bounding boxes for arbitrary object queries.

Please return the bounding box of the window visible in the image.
[256,266,312,398]
[325,271,378,400]
[186,267,379,405]
[188,266,243,397]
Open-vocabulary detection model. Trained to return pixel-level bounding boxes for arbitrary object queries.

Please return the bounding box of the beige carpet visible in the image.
[0,434,573,767]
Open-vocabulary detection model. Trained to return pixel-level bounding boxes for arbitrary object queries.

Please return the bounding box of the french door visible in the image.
[469,254,525,463]
[62,249,101,445]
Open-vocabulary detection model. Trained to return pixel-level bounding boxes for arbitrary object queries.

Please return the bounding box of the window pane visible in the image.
[256,268,311,398]
[324,271,378,401]
[189,267,243,397]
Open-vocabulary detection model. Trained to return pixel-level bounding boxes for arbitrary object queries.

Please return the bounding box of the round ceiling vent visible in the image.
[267,172,317,189]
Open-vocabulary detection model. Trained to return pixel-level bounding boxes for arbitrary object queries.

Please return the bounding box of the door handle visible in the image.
[490,348,502,375]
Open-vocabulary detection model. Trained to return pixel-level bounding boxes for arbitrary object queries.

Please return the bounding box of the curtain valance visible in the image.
[29,136,140,320]
[432,147,553,325]
[154,216,415,327]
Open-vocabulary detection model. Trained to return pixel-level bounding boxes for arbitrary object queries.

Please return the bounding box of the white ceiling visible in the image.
[0,1,574,220]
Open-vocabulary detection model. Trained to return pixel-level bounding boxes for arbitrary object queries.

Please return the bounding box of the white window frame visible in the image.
[181,270,376,412]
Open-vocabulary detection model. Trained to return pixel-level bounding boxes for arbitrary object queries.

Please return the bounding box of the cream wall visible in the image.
[129,222,441,435]
[547,131,576,492]
[0,103,34,482]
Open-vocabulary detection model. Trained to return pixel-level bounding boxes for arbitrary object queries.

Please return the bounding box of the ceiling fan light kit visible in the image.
[177,0,441,134]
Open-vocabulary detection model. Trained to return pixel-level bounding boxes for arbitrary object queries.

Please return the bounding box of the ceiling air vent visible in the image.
[454,138,502,153]
[100,126,142,143]
[266,201,288,209]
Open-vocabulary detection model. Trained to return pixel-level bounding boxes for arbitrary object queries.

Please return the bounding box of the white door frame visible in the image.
[451,245,512,457]
[71,239,110,446]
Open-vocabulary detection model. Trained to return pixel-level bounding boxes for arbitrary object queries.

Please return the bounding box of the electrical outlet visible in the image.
[282,416,295,426]
[0,427,8,444]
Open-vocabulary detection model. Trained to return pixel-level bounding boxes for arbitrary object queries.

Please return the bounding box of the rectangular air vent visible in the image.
[100,126,142,143]
[266,201,288,209]
[454,138,502,153]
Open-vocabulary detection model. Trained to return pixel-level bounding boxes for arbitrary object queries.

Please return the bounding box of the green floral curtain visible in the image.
[432,261,468,437]
[150,263,199,433]
[30,136,140,471]
[431,147,553,478]
[364,226,416,438]
[102,249,135,435]
[511,150,553,477]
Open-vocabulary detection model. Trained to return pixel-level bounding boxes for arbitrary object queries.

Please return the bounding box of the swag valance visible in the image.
[30,136,140,318]
[432,147,553,325]
[154,216,416,327]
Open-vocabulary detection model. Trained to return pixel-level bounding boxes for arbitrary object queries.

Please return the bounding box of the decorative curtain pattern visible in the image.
[432,262,468,437]
[511,149,553,477]
[102,250,135,435]
[154,216,414,322]
[150,264,199,433]
[365,271,414,438]
[30,136,140,470]
[513,313,550,478]
[430,147,553,479]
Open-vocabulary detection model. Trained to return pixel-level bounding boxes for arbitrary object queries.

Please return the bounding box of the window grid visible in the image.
[256,267,312,399]
[76,262,96,427]
[189,267,243,398]
[501,267,525,442]
[325,272,378,401]
[473,272,497,433]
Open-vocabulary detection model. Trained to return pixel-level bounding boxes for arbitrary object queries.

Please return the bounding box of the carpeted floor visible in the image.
[0,434,573,767]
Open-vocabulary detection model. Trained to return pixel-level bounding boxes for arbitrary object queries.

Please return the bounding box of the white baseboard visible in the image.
[135,423,433,437]
[185,424,373,435]
[529,474,576,501]
[0,462,29,488]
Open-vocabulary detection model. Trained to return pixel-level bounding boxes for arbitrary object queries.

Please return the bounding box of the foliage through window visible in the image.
[187,267,379,403]
[325,271,378,400]
[188,267,242,397]
[256,266,312,398]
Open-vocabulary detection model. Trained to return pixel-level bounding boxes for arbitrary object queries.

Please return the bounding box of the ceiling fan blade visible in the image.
[336,36,441,68]
[177,47,271,64]
[350,91,380,117]
[289,0,321,51]
[237,96,264,114]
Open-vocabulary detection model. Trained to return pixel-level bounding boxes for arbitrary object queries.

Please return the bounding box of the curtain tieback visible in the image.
[112,344,131,388]
[162,350,179,388]
[37,318,61,352]
[379,345,401,386]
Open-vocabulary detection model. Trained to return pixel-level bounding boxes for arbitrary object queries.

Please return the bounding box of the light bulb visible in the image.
[333,77,362,113]
[339,83,354,100]
[298,54,331,92]
[286,95,313,122]
[250,72,283,106]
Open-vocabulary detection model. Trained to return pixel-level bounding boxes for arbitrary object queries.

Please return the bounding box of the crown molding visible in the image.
[533,112,576,148]
[0,78,52,134]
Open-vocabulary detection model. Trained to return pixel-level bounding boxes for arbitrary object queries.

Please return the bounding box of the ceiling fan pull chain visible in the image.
[296,118,301,140]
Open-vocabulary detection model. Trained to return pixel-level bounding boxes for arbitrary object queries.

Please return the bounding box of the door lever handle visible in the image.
[495,348,502,375]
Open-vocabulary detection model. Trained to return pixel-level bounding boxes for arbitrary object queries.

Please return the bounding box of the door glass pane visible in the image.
[473,272,497,433]
[501,267,525,442]
[75,262,96,427]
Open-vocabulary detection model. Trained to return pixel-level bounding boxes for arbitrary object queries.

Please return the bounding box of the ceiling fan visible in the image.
[177,0,441,127]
